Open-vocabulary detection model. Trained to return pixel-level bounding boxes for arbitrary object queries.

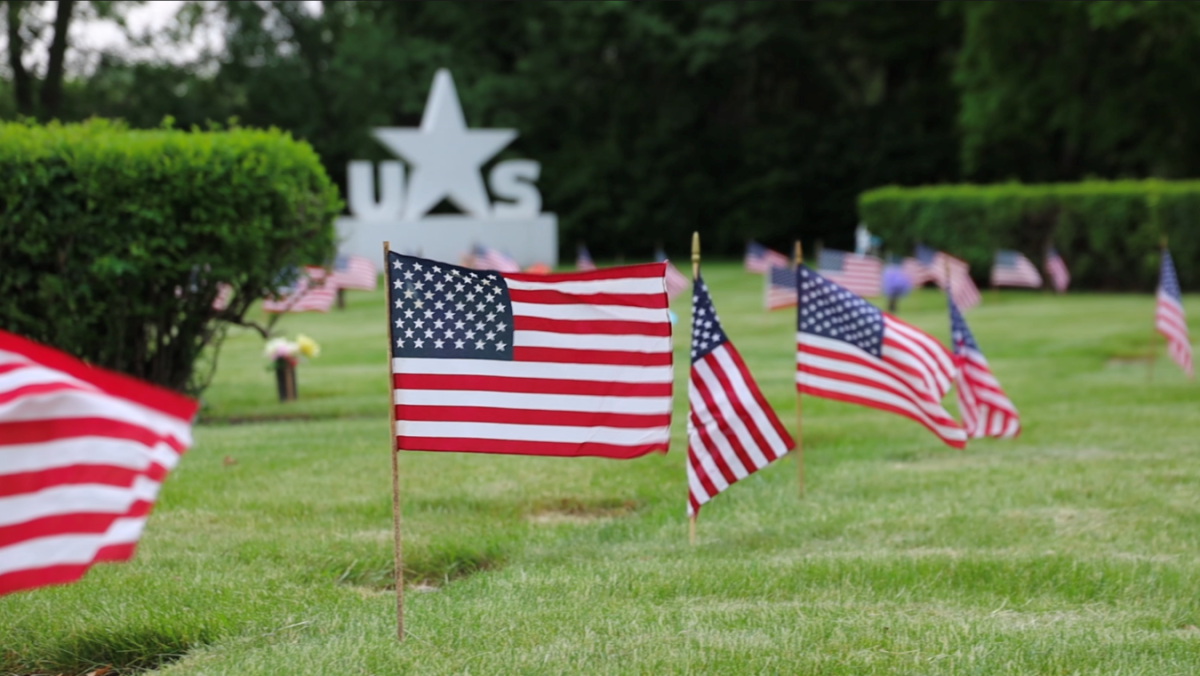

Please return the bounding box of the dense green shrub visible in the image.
[858,181,1200,291]
[0,119,341,393]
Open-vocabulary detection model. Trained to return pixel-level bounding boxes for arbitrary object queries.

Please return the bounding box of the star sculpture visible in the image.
[373,69,516,221]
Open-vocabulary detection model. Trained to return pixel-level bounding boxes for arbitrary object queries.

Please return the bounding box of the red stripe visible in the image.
[503,262,666,284]
[394,404,670,430]
[691,369,756,475]
[687,448,720,503]
[394,374,672,398]
[797,358,958,428]
[0,330,197,422]
[0,463,167,498]
[688,409,738,485]
[798,345,953,421]
[0,380,87,407]
[798,382,964,448]
[704,350,776,466]
[0,564,95,595]
[507,288,667,310]
[512,346,672,367]
[723,344,794,452]
[397,436,666,458]
[0,418,187,452]
[0,362,27,375]
[513,316,671,337]
[0,502,152,547]
[94,542,138,563]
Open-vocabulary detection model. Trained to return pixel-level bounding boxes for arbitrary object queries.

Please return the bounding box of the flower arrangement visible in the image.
[263,334,319,401]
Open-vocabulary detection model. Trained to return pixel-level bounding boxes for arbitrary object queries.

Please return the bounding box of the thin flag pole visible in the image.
[382,241,405,642]
[689,231,700,545]
[794,240,805,498]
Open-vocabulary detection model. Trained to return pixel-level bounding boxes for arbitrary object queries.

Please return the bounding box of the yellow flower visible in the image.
[296,334,320,358]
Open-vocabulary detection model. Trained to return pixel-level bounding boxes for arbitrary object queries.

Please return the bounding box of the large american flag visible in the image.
[744,241,789,274]
[765,265,797,311]
[1156,249,1193,378]
[331,253,378,291]
[949,294,1020,438]
[654,247,689,300]
[990,250,1043,289]
[904,245,981,311]
[687,276,793,517]
[818,249,882,298]
[471,245,521,273]
[576,245,596,272]
[262,266,336,313]
[1046,248,1070,293]
[0,330,197,595]
[795,266,966,448]
[386,251,673,458]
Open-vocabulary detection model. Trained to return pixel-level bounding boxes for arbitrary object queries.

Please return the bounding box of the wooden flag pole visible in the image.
[794,240,805,498]
[381,241,405,642]
[689,231,700,545]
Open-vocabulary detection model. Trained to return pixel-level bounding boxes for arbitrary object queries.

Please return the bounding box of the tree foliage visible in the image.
[0,119,341,393]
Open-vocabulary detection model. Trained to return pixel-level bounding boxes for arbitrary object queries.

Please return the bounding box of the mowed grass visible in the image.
[4,262,1200,675]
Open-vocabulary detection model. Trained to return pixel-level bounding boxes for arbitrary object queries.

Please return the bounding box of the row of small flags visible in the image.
[1,238,1189,598]
[749,241,1073,311]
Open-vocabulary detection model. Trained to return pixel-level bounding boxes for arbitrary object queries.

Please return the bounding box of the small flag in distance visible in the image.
[1046,248,1070,293]
[744,241,789,274]
[1156,248,1193,378]
[331,253,378,291]
[817,249,882,298]
[765,265,797,311]
[990,250,1043,289]
[262,266,336,313]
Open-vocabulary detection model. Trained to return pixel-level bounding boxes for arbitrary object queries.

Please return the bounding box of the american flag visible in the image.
[471,245,521,273]
[817,249,882,298]
[949,293,1020,438]
[795,266,966,448]
[744,241,789,274]
[0,330,197,595]
[990,250,1043,289]
[1046,248,1070,293]
[386,251,673,458]
[331,253,378,291]
[905,245,981,311]
[262,266,336,313]
[1156,249,1193,378]
[765,265,797,311]
[687,275,793,517]
[576,245,596,272]
[654,247,689,300]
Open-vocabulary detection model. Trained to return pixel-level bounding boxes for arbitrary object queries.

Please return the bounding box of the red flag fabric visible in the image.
[687,276,793,517]
[0,330,197,595]
[387,251,673,458]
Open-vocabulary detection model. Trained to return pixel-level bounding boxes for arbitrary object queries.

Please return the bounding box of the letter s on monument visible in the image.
[489,160,542,219]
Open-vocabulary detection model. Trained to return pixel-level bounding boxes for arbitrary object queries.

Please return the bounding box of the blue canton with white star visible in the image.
[387,252,514,360]
[690,274,727,363]
[1160,250,1182,302]
[797,266,885,357]
[948,296,978,355]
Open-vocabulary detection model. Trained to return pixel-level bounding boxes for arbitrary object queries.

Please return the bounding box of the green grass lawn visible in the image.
[4,262,1200,675]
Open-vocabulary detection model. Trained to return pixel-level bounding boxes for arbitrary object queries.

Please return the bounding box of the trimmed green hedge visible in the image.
[858,181,1200,291]
[0,119,341,393]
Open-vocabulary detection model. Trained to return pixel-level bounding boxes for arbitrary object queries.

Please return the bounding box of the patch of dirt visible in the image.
[524,497,641,525]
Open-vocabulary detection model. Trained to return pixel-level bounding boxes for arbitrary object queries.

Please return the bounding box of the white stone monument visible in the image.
[336,69,557,266]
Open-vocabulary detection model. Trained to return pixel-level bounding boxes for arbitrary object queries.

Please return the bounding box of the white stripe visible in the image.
[687,436,730,495]
[0,476,161,527]
[0,388,194,447]
[393,389,672,415]
[711,347,790,457]
[505,276,667,296]
[512,302,667,324]
[887,318,957,381]
[695,358,770,469]
[797,350,960,427]
[393,358,672,384]
[396,421,669,445]
[0,517,146,576]
[799,370,965,441]
[0,437,179,476]
[513,331,671,353]
[687,378,750,480]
